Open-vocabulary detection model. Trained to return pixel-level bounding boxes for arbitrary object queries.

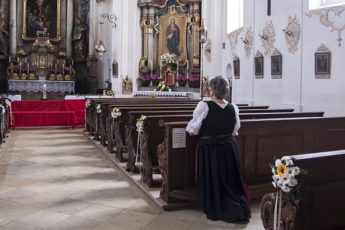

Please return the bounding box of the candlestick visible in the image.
[186,59,189,79]
[27,63,29,74]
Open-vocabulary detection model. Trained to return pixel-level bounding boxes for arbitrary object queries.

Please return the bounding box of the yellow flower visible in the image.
[276,163,286,177]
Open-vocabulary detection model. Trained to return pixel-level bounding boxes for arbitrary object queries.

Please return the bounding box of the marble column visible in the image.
[88,0,97,58]
[9,0,17,56]
[66,0,74,56]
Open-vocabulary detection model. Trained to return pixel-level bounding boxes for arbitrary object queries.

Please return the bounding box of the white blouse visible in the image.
[186,101,241,136]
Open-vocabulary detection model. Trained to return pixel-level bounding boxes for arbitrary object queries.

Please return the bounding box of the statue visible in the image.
[203,76,210,97]
[73,17,88,59]
[122,75,132,95]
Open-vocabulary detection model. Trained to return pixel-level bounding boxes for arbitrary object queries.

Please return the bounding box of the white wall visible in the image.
[226,0,345,116]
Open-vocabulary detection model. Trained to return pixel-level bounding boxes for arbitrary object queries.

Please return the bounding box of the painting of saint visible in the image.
[166,18,180,55]
[23,0,60,41]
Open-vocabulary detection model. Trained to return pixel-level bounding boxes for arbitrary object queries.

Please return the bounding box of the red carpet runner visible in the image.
[11,99,85,128]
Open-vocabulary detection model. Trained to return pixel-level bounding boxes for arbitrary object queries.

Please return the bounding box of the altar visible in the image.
[9,80,74,93]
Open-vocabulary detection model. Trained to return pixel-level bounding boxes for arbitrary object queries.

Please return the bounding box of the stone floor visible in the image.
[0,127,264,229]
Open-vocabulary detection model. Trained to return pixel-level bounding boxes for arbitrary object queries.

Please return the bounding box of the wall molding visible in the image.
[305,5,345,47]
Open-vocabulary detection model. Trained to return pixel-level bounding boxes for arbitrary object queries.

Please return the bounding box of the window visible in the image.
[227,0,243,33]
[309,0,345,10]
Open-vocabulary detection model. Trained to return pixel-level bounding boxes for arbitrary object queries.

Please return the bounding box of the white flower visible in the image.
[85,99,91,108]
[5,99,11,107]
[111,108,121,119]
[136,114,147,133]
[160,53,178,65]
[271,155,301,193]
[96,104,102,114]
[275,159,282,167]
[0,105,5,114]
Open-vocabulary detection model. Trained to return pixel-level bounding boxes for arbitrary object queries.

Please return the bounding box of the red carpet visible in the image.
[11,99,85,128]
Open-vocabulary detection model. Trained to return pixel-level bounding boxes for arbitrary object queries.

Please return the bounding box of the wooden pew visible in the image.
[261,150,345,230]
[104,105,197,161]
[85,97,199,137]
[158,116,345,210]
[103,104,277,158]
[127,112,325,187]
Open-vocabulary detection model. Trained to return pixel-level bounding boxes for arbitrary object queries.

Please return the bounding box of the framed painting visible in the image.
[315,52,330,75]
[271,55,282,76]
[233,59,240,79]
[255,56,264,77]
[158,10,187,65]
[22,0,61,41]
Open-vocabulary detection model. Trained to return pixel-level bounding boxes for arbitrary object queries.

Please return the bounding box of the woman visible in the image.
[186,76,251,222]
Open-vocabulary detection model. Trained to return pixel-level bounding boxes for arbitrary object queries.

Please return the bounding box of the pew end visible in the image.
[261,150,345,230]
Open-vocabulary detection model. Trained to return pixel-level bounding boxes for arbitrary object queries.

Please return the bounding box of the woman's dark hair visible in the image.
[209,76,228,99]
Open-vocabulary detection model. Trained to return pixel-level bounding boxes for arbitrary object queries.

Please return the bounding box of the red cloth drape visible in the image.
[12,99,85,128]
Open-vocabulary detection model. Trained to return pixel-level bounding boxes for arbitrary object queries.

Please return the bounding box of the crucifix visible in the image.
[267,0,271,16]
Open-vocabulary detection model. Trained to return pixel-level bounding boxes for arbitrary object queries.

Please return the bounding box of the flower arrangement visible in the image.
[64,74,71,81]
[272,156,301,193]
[156,81,170,92]
[96,104,102,114]
[49,74,56,81]
[111,108,121,119]
[136,114,146,133]
[5,99,11,108]
[56,74,64,81]
[0,105,5,114]
[29,73,36,80]
[17,49,26,57]
[20,73,27,80]
[11,73,19,80]
[160,53,178,66]
[85,99,91,109]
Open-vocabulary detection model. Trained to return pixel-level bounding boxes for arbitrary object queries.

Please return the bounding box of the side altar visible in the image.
[7,34,75,99]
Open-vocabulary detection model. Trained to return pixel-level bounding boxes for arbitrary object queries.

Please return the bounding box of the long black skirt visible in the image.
[198,136,251,222]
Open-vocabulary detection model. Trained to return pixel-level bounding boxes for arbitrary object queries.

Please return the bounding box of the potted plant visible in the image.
[188,75,200,88]
[176,74,187,87]
[138,74,150,87]
[150,73,161,86]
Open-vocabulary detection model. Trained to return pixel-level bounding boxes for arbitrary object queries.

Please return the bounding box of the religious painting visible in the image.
[158,9,187,65]
[22,0,61,41]
[255,56,264,78]
[233,58,240,79]
[271,55,282,76]
[315,52,330,75]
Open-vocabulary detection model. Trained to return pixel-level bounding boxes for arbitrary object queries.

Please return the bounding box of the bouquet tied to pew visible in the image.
[111,108,121,119]
[136,114,146,134]
[96,104,102,114]
[272,156,300,194]
[85,99,91,109]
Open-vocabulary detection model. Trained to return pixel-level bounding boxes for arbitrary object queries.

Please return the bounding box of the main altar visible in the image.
[7,34,75,99]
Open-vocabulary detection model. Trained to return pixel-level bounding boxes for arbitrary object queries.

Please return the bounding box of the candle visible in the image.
[27,63,29,74]
[62,64,65,75]
[159,59,162,79]
[186,60,189,79]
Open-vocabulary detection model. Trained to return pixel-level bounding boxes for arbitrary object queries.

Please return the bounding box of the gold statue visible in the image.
[122,75,132,95]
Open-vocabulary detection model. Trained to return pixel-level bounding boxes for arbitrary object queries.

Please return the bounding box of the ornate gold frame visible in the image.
[158,9,187,64]
[22,0,61,42]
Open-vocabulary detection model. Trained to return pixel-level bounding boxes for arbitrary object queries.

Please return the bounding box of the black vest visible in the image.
[199,101,237,137]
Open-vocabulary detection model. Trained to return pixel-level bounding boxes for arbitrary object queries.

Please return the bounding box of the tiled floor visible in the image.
[0,127,264,229]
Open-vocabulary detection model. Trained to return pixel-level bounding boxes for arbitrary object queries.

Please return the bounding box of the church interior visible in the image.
[1,0,345,229]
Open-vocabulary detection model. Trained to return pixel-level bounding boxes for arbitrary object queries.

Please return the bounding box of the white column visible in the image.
[89,0,97,57]
[10,0,17,56]
[66,0,74,56]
